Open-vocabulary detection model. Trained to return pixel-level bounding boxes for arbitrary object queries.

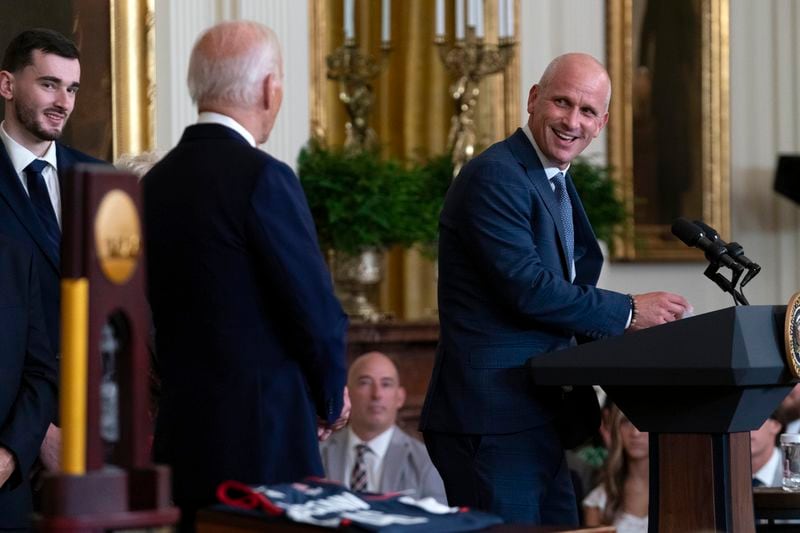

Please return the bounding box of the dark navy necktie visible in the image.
[24,159,60,259]
[552,172,574,278]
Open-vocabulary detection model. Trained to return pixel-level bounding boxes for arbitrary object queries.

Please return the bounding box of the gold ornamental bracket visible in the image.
[785,292,800,379]
[326,40,392,152]
[434,0,517,177]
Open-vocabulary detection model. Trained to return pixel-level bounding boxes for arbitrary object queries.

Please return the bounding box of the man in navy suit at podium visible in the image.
[143,21,349,527]
[421,53,691,525]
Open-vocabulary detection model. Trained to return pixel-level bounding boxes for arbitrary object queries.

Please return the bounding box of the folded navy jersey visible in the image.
[216,478,503,532]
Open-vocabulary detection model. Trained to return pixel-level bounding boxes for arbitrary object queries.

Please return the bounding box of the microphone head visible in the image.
[671,218,704,246]
[693,220,719,241]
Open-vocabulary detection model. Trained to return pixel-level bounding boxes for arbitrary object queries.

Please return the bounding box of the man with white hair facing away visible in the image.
[143,21,349,527]
[320,352,446,503]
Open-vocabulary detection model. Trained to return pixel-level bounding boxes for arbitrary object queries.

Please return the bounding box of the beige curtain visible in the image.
[309,0,519,319]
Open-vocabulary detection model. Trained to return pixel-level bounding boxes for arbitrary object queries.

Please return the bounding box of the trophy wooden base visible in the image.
[35,466,179,531]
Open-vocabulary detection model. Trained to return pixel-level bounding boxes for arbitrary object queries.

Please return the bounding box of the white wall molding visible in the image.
[154,0,309,170]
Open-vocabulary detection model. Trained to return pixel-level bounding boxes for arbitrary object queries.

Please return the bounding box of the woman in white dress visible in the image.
[582,405,649,533]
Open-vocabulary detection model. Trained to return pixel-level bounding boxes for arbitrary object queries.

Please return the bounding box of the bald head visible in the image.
[348,351,400,385]
[348,352,405,441]
[538,53,611,109]
[526,52,611,169]
[187,20,283,109]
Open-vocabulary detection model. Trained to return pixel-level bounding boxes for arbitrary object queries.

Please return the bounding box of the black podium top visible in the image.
[528,306,796,432]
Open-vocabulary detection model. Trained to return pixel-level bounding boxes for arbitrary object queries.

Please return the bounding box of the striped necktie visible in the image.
[350,443,369,492]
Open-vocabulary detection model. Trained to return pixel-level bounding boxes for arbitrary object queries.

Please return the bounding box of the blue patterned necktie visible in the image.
[552,172,574,278]
[24,159,60,259]
[350,443,369,492]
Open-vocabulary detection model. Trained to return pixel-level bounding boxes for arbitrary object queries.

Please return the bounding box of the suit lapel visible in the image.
[0,142,60,271]
[506,128,572,279]
[326,431,348,483]
[380,428,405,494]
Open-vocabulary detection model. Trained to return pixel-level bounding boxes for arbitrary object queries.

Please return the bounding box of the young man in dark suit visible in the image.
[143,21,349,526]
[421,53,691,525]
[0,236,58,528]
[0,28,104,477]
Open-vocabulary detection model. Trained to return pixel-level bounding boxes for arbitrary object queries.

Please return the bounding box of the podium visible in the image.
[528,305,795,533]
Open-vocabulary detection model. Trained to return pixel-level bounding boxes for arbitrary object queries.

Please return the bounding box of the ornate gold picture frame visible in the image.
[110,0,156,159]
[606,0,730,260]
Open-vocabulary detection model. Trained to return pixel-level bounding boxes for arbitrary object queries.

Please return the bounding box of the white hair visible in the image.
[115,150,167,179]
[187,21,283,108]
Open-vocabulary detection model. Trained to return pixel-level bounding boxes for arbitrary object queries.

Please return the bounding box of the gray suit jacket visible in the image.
[320,426,447,504]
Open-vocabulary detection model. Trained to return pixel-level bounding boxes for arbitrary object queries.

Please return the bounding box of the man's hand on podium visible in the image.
[628,292,692,331]
[317,386,351,442]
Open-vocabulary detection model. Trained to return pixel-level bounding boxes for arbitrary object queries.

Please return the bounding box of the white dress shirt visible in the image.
[0,121,62,227]
[343,426,395,491]
[197,111,256,148]
[754,447,782,487]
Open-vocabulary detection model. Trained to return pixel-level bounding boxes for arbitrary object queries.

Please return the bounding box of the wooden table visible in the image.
[753,487,800,531]
[196,507,615,533]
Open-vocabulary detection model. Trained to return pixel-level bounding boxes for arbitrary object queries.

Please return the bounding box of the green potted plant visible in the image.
[297,139,445,319]
[569,156,627,254]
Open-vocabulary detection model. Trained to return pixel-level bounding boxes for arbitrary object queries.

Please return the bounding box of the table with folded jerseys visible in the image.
[196,508,615,533]
[197,479,615,533]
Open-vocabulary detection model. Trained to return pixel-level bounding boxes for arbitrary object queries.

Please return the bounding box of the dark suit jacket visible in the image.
[0,236,58,528]
[144,123,348,507]
[0,140,104,355]
[420,128,630,436]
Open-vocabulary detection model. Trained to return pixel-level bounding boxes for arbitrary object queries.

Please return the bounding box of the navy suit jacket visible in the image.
[0,236,58,528]
[0,140,104,355]
[144,124,348,507]
[421,129,629,436]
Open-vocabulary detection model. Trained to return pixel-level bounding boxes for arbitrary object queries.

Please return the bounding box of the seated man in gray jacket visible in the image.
[320,352,446,504]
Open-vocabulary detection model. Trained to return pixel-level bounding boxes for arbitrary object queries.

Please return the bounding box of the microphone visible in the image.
[671,218,743,272]
[692,220,761,276]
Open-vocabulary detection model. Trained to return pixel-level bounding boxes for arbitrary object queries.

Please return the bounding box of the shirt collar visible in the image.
[522,123,569,180]
[347,425,395,461]
[754,447,781,486]
[0,121,59,174]
[197,111,256,147]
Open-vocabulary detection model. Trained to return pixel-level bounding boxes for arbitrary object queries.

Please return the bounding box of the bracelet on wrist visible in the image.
[628,294,638,329]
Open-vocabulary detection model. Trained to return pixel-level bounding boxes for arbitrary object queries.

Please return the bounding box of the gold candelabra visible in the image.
[436,30,515,176]
[326,39,392,152]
